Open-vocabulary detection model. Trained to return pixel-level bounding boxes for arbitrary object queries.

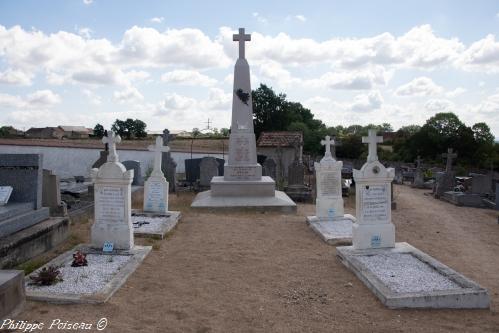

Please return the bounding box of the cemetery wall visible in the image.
[0,145,224,179]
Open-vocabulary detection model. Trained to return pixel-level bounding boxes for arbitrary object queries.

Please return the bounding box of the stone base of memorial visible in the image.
[0,270,25,318]
[131,210,181,239]
[306,214,355,245]
[191,176,296,213]
[25,244,151,304]
[336,242,490,309]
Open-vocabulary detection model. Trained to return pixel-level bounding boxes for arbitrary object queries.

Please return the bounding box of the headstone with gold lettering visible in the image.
[352,130,395,250]
[91,130,134,250]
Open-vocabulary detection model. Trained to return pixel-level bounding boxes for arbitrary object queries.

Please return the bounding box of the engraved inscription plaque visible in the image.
[319,171,341,197]
[361,184,389,223]
[95,186,125,223]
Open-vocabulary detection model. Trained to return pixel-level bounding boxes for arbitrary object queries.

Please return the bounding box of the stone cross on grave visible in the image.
[415,155,423,169]
[102,130,121,162]
[320,135,337,162]
[233,28,251,59]
[148,136,170,176]
[442,148,457,172]
[362,129,383,163]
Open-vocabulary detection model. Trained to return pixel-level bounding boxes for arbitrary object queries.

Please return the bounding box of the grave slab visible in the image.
[306,214,355,245]
[336,242,490,309]
[25,244,151,304]
[0,270,25,318]
[132,211,181,239]
[191,189,296,213]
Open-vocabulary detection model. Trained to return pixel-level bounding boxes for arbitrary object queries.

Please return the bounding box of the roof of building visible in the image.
[257,131,303,147]
[26,127,60,133]
[58,125,90,133]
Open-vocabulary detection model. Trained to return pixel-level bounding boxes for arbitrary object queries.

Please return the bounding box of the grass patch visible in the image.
[17,259,46,275]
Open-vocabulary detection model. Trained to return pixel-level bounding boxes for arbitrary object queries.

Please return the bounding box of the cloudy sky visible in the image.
[0,0,498,138]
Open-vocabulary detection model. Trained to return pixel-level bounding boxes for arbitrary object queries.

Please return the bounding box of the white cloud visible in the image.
[82,89,102,105]
[252,12,268,24]
[83,0,93,5]
[445,87,466,98]
[163,93,196,110]
[201,88,231,110]
[286,15,307,22]
[161,69,217,87]
[0,69,32,85]
[349,90,384,112]
[150,17,164,24]
[395,77,444,96]
[459,34,499,72]
[78,27,93,39]
[424,99,455,112]
[113,86,143,103]
[0,90,60,109]
[315,67,389,90]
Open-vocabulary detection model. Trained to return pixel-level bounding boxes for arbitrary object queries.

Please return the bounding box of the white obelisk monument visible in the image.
[191,27,296,212]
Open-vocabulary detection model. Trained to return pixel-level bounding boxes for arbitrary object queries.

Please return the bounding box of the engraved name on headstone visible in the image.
[95,187,125,223]
[362,184,389,223]
[145,180,166,210]
[319,171,341,197]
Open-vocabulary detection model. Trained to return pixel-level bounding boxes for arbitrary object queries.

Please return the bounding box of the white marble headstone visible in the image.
[352,130,395,250]
[143,136,169,213]
[91,130,134,250]
[0,186,13,206]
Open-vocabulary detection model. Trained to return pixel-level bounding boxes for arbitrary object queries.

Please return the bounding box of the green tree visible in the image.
[192,128,201,138]
[93,123,105,138]
[133,119,147,138]
[111,119,127,138]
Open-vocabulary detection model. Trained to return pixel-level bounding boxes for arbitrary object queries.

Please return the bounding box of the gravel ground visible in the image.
[17,185,499,332]
[356,253,461,293]
[26,254,130,295]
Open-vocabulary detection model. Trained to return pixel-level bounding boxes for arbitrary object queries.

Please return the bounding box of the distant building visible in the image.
[26,127,64,139]
[57,126,90,139]
[257,131,303,179]
[0,126,24,137]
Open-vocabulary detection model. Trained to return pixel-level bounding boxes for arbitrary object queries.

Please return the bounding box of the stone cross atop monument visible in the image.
[320,136,338,162]
[362,130,383,163]
[415,155,423,169]
[102,130,121,162]
[148,136,170,176]
[442,148,457,172]
[233,28,251,59]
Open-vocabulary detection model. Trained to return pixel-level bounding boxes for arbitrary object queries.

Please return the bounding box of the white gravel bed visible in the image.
[132,215,174,234]
[356,253,461,293]
[26,254,130,295]
[315,220,352,237]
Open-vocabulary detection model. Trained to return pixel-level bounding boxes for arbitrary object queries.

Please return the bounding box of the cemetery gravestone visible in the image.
[143,136,170,213]
[191,27,295,212]
[352,130,395,250]
[435,148,457,198]
[262,158,277,180]
[199,157,220,187]
[90,131,134,250]
[42,169,66,216]
[0,186,13,206]
[122,160,144,186]
[412,156,425,188]
[162,129,177,193]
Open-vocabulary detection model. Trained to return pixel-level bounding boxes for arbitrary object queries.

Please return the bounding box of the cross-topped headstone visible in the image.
[148,136,170,175]
[442,148,457,172]
[102,130,121,162]
[415,155,423,169]
[362,129,383,163]
[233,28,251,59]
[320,135,337,161]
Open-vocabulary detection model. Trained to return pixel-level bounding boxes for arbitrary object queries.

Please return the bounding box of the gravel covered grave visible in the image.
[26,254,131,295]
[132,214,176,234]
[356,253,461,293]
[318,219,352,237]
